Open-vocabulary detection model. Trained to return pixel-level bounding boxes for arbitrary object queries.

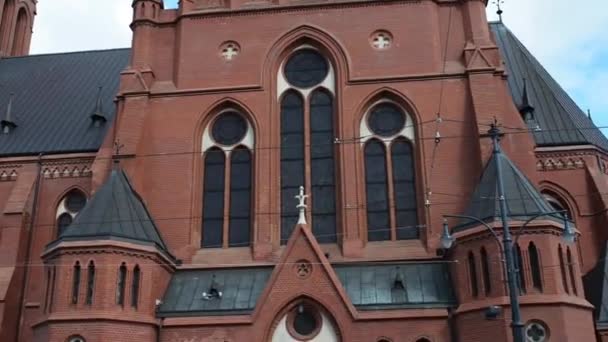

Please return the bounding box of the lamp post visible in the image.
[440,123,576,342]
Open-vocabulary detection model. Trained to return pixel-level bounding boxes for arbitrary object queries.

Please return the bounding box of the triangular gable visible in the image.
[252,224,358,321]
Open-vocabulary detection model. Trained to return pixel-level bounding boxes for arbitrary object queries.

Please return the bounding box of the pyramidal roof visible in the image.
[490,22,608,151]
[455,146,558,231]
[51,168,168,252]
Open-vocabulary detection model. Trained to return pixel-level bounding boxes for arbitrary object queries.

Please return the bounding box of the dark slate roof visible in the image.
[455,147,559,231]
[49,168,169,252]
[0,48,130,157]
[334,262,456,310]
[584,243,608,325]
[157,267,274,317]
[491,22,608,151]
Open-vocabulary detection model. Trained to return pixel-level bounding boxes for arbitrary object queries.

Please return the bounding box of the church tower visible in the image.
[0,0,36,57]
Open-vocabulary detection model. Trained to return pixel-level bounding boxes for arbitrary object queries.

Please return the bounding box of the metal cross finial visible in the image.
[295,185,308,225]
[493,0,505,22]
[221,45,239,61]
[372,34,391,49]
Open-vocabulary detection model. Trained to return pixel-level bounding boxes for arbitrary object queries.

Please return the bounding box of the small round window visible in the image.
[525,321,548,342]
[211,112,247,146]
[284,49,328,88]
[288,304,321,340]
[66,191,87,212]
[368,103,406,137]
[68,336,85,342]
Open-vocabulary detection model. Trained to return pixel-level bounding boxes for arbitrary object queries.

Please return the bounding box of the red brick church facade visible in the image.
[1,0,607,341]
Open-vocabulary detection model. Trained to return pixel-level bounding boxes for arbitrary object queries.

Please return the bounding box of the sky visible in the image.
[29,0,608,132]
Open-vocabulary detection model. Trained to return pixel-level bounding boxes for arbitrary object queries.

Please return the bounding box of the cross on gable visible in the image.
[222,45,239,60]
[373,34,391,49]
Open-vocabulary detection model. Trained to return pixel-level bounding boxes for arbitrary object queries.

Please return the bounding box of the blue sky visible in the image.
[30,0,607,133]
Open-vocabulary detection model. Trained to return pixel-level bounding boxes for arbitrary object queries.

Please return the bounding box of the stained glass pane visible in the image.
[229,148,252,247]
[391,139,419,240]
[365,140,390,241]
[202,148,225,248]
[281,91,305,243]
[310,90,336,243]
[284,49,328,88]
[368,103,406,137]
[57,213,73,237]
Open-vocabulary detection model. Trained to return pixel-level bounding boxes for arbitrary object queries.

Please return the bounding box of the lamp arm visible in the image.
[513,210,567,245]
[443,214,502,244]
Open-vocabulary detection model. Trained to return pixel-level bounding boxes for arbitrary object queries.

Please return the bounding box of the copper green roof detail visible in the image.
[49,169,168,252]
[0,48,130,156]
[490,22,608,151]
[455,147,558,231]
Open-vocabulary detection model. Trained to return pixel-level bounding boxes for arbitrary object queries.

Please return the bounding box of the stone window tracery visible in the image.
[528,242,543,292]
[525,321,548,342]
[468,251,479,298]
[361,101,418,241]
[481,247,491,295]
[56,189,88,237]
[116,262,127,306]
[278,47,337,244]
[131,265,141,308]
[67,336,86,342]
[85,261,95,305]
[201,110,254,248]
[71,261,81,305]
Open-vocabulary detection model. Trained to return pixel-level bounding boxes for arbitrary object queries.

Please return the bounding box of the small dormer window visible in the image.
[1,93,17,134]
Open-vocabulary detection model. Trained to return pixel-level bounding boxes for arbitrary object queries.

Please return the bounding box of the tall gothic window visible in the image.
[528,242,543,292]
[11,8,27,55]
[201,111,253,248]
[116,263,127,306]
[468,251,479,298]
[279,48,337,244]
[567,247,577,295]
[481,247,491,295]
[56,189,87,236]
[362,102,418,241]
[85,261,95,305]
[131,265,141,308]
[515,243,525,293]
[71,261,81,305]
[558,244,569,293]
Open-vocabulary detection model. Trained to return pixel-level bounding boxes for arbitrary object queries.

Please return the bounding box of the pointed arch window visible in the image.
[515,243,526,293]
[71,261,81,305]
[542,191,572,220]
[362,101,418,241]
[11,8,27,55]
[201,111,254,248]
[0,0,14,49]
[85,261,95,305]
[481,247,492,295]
[567,247,577,296]
[468,251,479,298]
[56,189,87,237]
[528,242,543,292]
[558,245,569,293]
[279,48,337,244]
[131,265,141,308]
[116,263,127,306]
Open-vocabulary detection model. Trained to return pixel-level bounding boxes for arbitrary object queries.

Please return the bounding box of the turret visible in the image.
[0,0,36,56]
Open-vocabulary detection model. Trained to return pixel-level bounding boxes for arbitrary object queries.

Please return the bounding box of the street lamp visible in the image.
[440,122,576,342]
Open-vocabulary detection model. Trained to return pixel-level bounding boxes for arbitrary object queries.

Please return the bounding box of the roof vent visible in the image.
[518,78,535,121]
[201,274,223,300]
[1,93,17,134]
[392,267,406,290]
[90,86,107,127]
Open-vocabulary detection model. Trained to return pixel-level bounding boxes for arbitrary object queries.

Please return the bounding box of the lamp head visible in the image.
[562,213,576,244]
[440,218,454,249]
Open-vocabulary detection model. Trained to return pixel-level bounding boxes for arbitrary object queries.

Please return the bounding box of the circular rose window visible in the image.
[211,112,247,146]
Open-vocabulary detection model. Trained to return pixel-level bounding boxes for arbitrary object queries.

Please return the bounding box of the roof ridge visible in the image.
[1,47,131,60]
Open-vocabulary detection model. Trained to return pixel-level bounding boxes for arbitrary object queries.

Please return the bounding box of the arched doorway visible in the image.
[270,299,340,342]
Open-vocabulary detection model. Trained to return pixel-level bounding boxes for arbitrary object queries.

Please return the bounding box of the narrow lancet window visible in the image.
[116,263,127,305]
[71,261,81,305]
[558,245,569,293]
[468,252,479,298]
[481,248,491,295]
[131,265,141,308]
[529,242,543,291]
[567,247,577,295]
[86,261,95,305]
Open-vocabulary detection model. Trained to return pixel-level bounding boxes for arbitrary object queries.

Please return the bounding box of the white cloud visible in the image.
[31,0,132,54]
